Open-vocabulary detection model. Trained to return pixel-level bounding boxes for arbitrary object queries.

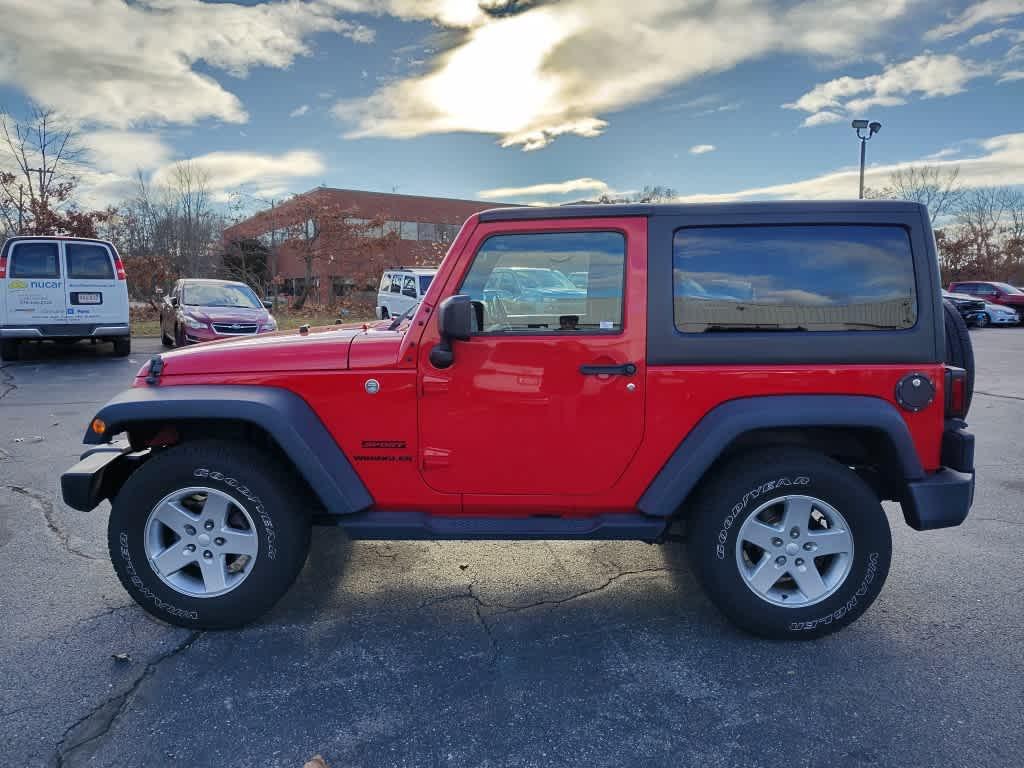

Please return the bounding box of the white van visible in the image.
[0,236,130,361]
[376,268,437,319]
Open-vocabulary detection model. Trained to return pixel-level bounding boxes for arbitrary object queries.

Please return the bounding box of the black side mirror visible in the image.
[262,300,273,310]
[430,295,473,368]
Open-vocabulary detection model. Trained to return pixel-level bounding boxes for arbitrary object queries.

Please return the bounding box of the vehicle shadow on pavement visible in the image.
[6,339,131,363]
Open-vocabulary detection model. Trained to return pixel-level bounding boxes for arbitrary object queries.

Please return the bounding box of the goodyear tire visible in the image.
[108,440,311,629]
[687,448,891,640]
[942,298,974,415]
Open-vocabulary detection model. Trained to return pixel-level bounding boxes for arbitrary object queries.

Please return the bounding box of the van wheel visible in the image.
[380,307,389,319]
[0,339,19,362]
[108,440,312,629]
[686,448,891,640]
[113,337,131,357]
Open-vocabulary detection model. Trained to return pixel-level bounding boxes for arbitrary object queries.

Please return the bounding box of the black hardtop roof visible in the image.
[478,200,926,222]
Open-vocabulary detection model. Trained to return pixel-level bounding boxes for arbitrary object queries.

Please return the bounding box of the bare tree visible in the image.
[0,105,107,236]
[167,160,217,276]
[865,164,964,225]
[598,185,678,204]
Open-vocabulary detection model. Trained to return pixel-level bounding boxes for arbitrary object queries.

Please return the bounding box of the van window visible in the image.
[673,225,917,332]
[418,275,433,294]
[66,243,115,279]
[402,275,417,297]
[390,274,402,293]
[10,242,60,278]
[379,274,392,292]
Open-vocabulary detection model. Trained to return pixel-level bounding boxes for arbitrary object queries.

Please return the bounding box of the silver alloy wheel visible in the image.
[734,494,854,607]
[144,486,259,598]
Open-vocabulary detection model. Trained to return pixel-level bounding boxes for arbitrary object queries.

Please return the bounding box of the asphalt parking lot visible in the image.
[1,333,1022,768]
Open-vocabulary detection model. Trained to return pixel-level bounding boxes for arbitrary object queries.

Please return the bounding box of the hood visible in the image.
[988,301,1020,313]
[139,325,364,379]
[183,305,268,323]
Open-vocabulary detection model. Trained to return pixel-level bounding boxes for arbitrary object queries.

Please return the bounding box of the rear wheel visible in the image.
[108,440,312,629]
[113,337,131,356]
[160,328,173,347]
[942,299,975,415]
[379,306,390,319]
[686,448,892,639]
[0,339,19,362]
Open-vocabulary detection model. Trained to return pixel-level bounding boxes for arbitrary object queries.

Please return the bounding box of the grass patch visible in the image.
[132,320,162,337]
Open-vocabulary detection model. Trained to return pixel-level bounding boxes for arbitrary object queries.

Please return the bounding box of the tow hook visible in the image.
[145,355,164,385]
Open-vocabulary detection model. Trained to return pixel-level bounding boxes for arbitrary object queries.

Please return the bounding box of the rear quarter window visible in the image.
[673,225,917,332]
[9,242,60,278]
[66,243,114,279]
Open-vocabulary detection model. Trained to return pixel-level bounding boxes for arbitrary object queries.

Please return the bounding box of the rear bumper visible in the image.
[60,443,148,511]
[902,424,975,531]
[1,324,129,339]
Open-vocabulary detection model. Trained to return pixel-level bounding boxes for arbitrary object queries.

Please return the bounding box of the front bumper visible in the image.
[60,442,149,511]
[988,313,1019,325]
[902,424,975,531]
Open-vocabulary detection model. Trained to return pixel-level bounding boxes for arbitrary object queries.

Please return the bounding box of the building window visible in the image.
[383,221,400,237]
[400,221,418,240]
[417,222,436,241]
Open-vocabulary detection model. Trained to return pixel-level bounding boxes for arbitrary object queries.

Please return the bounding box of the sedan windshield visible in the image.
[994,283,1023,295]
[184,283,262,308]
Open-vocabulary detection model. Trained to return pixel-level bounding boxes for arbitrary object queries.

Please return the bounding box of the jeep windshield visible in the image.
[184,283,262,308]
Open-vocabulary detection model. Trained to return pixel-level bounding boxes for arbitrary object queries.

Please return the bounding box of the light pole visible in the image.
[851,120,881,199]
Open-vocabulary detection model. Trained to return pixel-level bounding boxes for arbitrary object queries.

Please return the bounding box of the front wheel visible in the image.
[108,440,312,629]
[686,448,892,640]
[379,306,390,319]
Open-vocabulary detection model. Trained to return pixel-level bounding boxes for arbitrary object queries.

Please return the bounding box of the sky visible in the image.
[0,0,1021,210]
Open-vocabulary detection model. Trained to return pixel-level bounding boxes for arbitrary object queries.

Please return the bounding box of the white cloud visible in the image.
[336,0,915,150]
[999,69,1024,80]
[926,0,1024,40]
[0,0,372,128]
[689,144,716,155]
[786,54,990,124]
[802,110,844,127]
[478,177,611,199]
[150,150,325,196]
[289,105,311,118]
[81,131,173,177]
[674,132,1024,203]
[964,26,1024,46]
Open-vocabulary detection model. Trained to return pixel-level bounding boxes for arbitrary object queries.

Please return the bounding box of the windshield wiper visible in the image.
[387,302,419,331]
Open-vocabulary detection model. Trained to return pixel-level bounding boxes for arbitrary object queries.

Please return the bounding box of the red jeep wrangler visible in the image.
[62,202,975,639]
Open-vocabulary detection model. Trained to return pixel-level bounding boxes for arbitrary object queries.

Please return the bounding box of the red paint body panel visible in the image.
[132,211,947,520]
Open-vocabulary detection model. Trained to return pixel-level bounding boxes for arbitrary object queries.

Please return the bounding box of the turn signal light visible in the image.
[91,418,106,435]
[945,366,968,419]
[0,255,7,279]
[113,253,127,280]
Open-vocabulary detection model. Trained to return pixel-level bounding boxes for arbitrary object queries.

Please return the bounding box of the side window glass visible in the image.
[402,276,417,297]
[390,275,402,293]
[380,274,391,292]
[459,231,625,333]
[673,225,917,332]
[10,242,60,278]
[66,244,114,279]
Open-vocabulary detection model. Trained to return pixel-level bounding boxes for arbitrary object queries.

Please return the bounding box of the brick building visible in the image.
[222,187,501,304]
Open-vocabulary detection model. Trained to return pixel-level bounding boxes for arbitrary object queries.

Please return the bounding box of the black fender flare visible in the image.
[83,385,373,515]
[637,395,924,518]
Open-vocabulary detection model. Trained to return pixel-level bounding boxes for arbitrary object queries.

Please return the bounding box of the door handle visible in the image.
[579,363,637,376]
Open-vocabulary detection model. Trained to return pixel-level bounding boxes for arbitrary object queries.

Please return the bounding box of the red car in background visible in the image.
[948,281,1024,314]
[160,278,276,346]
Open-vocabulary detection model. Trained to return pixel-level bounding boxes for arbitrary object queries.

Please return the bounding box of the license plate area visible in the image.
[72,292,102,304]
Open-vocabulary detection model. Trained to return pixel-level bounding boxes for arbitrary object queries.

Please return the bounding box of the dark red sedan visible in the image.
[160,279,276,346]
[948,281,1024,314]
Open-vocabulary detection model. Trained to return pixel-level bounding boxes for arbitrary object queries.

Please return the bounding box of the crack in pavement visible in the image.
[487,567,675,616]
[975,390,1024,402]
[0,365,16,401]
[8,485,103,561]
[974,517,1024,526]
[52,631,204,768]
